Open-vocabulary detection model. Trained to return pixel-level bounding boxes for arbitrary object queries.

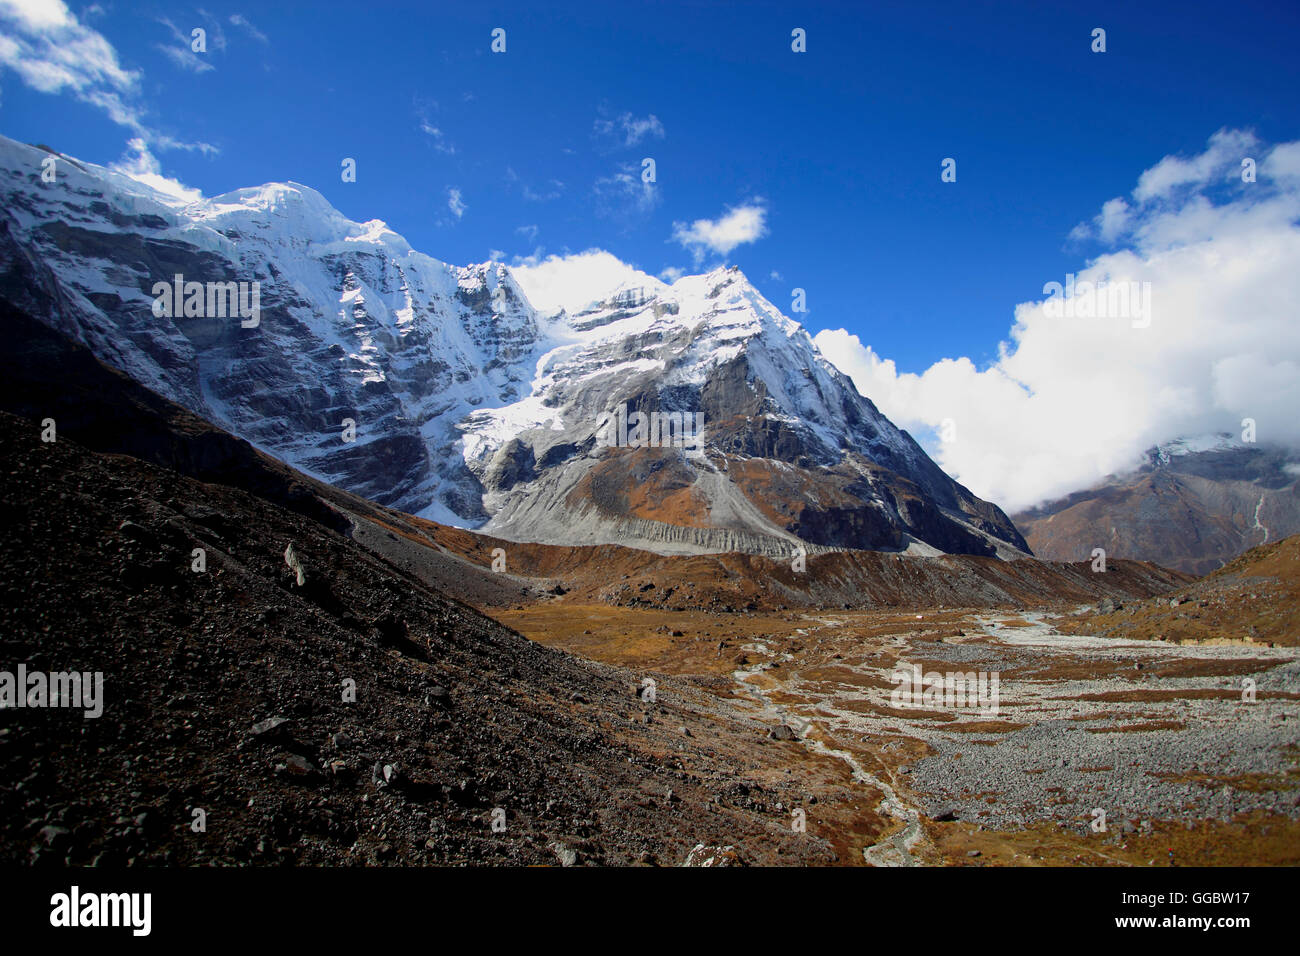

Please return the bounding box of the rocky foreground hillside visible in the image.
[0,301,845,866]
[1059,532,1300,648]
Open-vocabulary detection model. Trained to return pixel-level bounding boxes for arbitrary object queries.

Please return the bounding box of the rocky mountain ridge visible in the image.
[1014,438,1300,575]
[0,134,1025,558]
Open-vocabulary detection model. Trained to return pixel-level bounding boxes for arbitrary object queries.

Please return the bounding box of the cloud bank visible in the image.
[815,129,1300,514]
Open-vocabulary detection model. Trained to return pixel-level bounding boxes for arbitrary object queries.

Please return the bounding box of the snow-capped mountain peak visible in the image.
[0,133,1027,557]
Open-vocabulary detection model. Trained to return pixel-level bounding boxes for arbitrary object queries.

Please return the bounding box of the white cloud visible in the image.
[1265,142,1300,180]
[523,180,563,202]
[447,188,466,218]
[515,224,539,242]
[510,250,664,315]
[1132,128,1257,202]
[0,0,137,99]
[593,163,658,222]
[672,200,767,262]
[110,137,202,203]
[1100,198,1130,240]
[594,111,665,148]
[2,0,75,32]
[418,118,455,155]
[659,266,685,283]
[815,130,1300,514]
[196,10,227,52]
[228,13,268,43]
[157,14,222,68]
[152,132,216,156]
[0,0,214,155]
[505,166,562,201]
[156,43,213,74]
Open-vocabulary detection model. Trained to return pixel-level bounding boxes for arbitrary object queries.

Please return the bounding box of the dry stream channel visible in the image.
[733,608,1300,865]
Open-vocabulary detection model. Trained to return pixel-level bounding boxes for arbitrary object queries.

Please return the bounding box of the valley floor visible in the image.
[495,603,1300,866]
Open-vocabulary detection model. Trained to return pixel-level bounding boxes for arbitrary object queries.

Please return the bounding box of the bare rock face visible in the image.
[0,134,1026,558]
[1015,439,1300,574]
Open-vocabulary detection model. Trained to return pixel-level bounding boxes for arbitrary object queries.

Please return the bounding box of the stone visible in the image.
[251,716,289,737]
[38,825,71,850]
[549,842,578,867]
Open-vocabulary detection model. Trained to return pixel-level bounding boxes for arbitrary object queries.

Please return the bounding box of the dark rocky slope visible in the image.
[0,301,839,866]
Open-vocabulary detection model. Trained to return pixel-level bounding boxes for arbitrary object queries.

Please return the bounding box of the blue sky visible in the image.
[3,0,1300,509]
[3,0,1296,373]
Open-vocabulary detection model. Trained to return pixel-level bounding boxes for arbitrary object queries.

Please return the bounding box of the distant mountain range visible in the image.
[1013,438,1300,575]
[10,133,1292,574]
[0,134,1027,559]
